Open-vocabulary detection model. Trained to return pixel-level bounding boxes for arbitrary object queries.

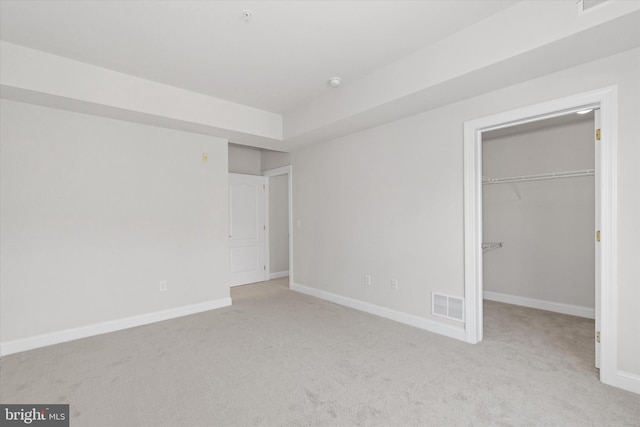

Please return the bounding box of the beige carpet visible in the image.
[1,278,638,426]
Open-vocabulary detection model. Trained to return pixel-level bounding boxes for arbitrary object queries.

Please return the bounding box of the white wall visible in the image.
[0,100,230,345]
[269,175,289,275]
[482,119,595,309]
[228,144,262,175]
[290,48,640,375]
[229,146,292,175]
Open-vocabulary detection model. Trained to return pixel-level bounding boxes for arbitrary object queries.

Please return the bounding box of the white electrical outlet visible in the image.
[159,281,167,292]
[391,279,399,290]
[365,275,372,286]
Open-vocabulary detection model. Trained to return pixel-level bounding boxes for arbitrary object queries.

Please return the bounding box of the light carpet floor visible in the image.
[1,278,639,426]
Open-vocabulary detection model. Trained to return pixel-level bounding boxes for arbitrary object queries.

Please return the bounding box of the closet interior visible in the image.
[481,110,596,318]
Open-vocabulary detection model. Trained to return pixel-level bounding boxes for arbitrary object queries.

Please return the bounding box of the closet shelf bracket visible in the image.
[482,242,503,252]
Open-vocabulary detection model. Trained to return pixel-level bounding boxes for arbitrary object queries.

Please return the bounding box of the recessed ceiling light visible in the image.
[329,77,342,88]
[576,109,593,114]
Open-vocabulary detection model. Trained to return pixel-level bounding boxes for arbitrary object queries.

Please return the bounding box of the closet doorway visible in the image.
[482,110,597,364]
[463,86,618,388]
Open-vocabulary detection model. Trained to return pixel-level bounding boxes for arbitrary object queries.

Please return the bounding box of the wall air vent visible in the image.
[577,0,610,15]
[432,293,464,322]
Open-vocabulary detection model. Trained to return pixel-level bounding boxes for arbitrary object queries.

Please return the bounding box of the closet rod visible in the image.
[482,169,594,185]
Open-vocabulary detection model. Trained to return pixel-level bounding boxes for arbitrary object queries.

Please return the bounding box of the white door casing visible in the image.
[229,173,267,287]
[463,86,621,390]
[594,108,601,369]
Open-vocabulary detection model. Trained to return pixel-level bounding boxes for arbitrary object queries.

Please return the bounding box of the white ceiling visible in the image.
[0,0,518,113]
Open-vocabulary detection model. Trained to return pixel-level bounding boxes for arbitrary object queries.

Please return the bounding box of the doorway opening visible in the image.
[228,166,292,288]
[481,110,597,369]
[463,86,618,388]
[263,165,293,289]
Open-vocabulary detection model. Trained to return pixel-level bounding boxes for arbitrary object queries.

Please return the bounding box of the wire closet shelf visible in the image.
[482,169,594,185]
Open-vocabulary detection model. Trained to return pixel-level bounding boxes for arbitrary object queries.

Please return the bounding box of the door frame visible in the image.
[463,86,619,387]
[263,165,293,288]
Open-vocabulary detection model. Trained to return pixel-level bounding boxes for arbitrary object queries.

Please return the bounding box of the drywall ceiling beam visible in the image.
[0,41,283,146]
[281,10,640,150]
[283,1,640,145]
[1,2,638,152]
[0,85,285,152]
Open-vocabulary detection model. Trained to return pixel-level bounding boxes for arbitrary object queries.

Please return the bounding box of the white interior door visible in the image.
[229,173,267,287]
[594,109,601,369]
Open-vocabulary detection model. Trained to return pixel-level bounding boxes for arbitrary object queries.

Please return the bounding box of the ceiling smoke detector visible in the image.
[242,10,253,21]
[329,77,342,88]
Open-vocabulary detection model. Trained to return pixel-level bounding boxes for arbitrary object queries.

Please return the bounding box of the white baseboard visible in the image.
[0,297,232,357]
[484,291,595,319]
[612,370,640,395]
[291,282,465,342]
[269,271,289,280]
